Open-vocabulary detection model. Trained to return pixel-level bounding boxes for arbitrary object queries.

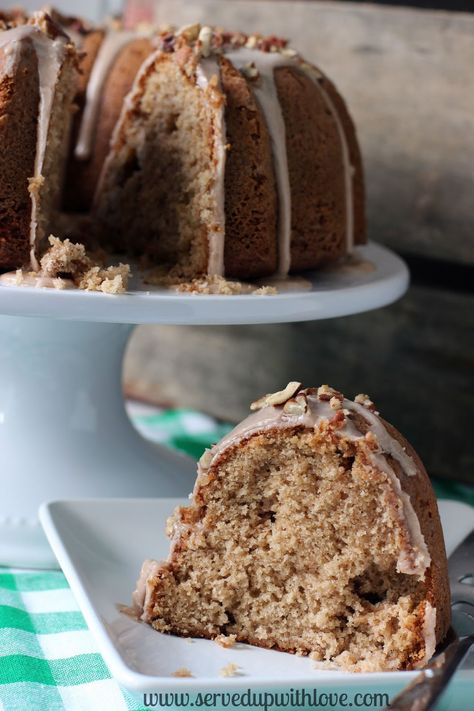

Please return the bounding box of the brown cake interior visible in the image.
[96,54,222,277]
[149,428,431,672]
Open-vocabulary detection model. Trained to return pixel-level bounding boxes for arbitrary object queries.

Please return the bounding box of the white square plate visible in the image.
[39,498,474,694]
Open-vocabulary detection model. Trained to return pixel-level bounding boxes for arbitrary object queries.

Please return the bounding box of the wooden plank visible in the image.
[152,0,474,264]
[124,284,474,485]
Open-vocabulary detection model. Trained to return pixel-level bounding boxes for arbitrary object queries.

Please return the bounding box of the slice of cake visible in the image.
[133,383,450,672]
[0,11,78,269]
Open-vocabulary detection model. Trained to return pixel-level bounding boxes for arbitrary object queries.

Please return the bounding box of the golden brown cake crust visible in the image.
[275,66,346,271]
[220,56,278,278]
[0,39,39,268]
[318,73,366,247]
[380,419,451,646]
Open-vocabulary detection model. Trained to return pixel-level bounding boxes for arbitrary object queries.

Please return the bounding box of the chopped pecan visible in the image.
[250,381,302,411]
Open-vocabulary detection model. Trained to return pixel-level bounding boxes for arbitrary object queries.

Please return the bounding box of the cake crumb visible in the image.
[40,236,91,277]
[252,285,277,295]
[175,275,244,295]
[78,264,130,294]
[146,271,277,295]
[172,667,193,678]
[214,633,237,649]
[219,662,240,677]
[27,175,45,197]
[35,236,130,294]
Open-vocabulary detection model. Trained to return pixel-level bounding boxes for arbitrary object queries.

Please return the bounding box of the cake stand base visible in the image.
[0,316,196,569]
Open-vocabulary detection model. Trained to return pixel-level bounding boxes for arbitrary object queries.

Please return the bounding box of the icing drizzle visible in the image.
[75,30,139,160]
[225,49,293,276]
[204,46,355,276]
[195,57,227,277]
[300,64,354,253]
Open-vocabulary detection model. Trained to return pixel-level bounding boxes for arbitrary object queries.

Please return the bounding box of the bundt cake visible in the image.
[0,10,77,269]
[133,383,450,672]
[95,26,365,279]
[0,13,365,282]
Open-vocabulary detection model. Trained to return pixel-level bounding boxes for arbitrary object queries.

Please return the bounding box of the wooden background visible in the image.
[123,0,474,485]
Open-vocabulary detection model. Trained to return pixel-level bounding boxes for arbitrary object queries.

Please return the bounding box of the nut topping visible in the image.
[283,394,308,416]
[177,23,200,42]
[198,25,212,57]
[199,448,213,469]
[329,410,346,429]
[281,47,298,58]
[365,431,380,451]
[329,396,342,410]
[355,393,378,413]
[317,384,343,402]
[241,62,259,80]
[250,381,302,411]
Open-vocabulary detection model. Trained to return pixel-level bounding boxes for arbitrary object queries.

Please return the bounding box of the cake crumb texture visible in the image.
[135,385,450,672]
[146,272,277,295]
[172,667,193,678]
[219,663,240,678]
[214,633,237,649]
[39,235,130,293]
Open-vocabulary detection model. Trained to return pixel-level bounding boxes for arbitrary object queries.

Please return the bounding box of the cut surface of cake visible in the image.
[133,383,450,672]
[0,11,78,269]
[94,25,365,280]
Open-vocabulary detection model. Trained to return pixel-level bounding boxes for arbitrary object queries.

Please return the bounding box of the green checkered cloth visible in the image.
[0,403,473,711]
[0,404,232,711]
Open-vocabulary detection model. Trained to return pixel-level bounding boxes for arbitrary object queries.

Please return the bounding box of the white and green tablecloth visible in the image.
[1,403,473,711]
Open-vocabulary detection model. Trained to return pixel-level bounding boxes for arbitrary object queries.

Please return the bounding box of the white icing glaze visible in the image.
[132,558,162,616]
[75,30,138,160]
[349,401,418,477]
[0,24,67,268]
[196,56,226,277]
[0,270,72,288]
[61,26,83,49]
[225,48,292,276]
[298,64,354,252]
[199,391,430,577]
[0,36,24,76]
[419,602,437,667]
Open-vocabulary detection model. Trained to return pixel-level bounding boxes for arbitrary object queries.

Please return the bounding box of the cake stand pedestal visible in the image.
[0,242,409,568]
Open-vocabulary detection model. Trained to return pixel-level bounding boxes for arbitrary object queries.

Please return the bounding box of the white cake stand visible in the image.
[0,242,408,568]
